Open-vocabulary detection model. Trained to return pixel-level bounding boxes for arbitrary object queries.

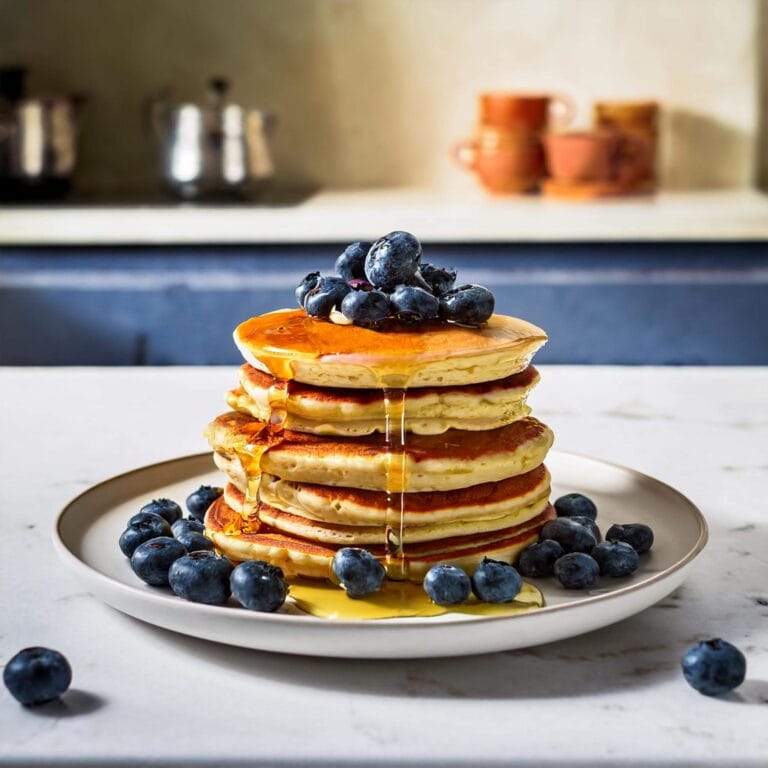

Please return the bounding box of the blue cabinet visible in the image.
[1,243,767,365]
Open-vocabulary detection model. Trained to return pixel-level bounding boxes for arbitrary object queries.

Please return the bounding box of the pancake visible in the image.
[206,496,555,580]
[234,309,547,388]
[205,411,554,492]
[222,482,551,545]
[228,364,539,436]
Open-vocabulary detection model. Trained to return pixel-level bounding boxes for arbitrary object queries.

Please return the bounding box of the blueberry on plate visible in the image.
[296,271,320,308]
[390,284,439,325]
[304,275,352,319]
[591,541,639,577]
[553,552,600,589]
[419,263,456,296]
[171,518,205,538]
[540,518,597,554]
[423,564,472,605]
[331,547,386,599]
[471,558,523,603]
[517,539,564,578]
[364,231,422,292]
[681,638,746,696]
[554,493,598,520]
[169,551,233,605]
[186,485,223,522]
[3,647,72,706]
[570,515,601,543]
[606,523,654,554]
[139,498,182,525]
[119,512,172,557]
[340,289,391,328]
[130,536,187,586]
[335,241,371,281]
[174,529,214,553]
[438,284,495,326]
[231,560,289,612]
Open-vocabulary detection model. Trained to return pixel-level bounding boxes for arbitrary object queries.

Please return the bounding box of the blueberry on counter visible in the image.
[438,284,495,326]
[139,498,182,525]
[331,548,386,599]
[231,560,288,612]
[169,551,233,605]
[304,276,352,319]
[540,517,597,554]
[554,493,598,520]
[606,523,654,554]
[419,263,456,295]
[517,539,564,578]
[591,541,639,577]
[340,289,391,328]
[471,558,523,603]
[295,271,320,308]
[364,231,422,292]
[390,284,439,325]
[119,512,172,557]
[570,515,601,543]
[681,638,746,696]
[423,564,472,605]
[3,647,72,706]
[186,485,223,522]
[335,241,371,281]
[130,536,187,586]
[553,552,600,589]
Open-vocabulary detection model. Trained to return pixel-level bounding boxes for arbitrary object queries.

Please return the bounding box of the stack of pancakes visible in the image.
[204,308,555,580]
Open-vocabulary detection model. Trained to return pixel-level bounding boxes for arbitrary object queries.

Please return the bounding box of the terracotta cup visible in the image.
[594,100,658,184]
[479,92,575,131]
[544,130,650,185]
[453,126,545,193]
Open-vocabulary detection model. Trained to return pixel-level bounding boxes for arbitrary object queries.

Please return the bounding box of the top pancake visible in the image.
[234,308,547,388]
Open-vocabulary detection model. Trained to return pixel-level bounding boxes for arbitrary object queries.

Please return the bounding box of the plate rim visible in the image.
[53,449,708,629]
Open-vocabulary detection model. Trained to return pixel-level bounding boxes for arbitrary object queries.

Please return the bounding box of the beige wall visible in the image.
[0,0,761,194]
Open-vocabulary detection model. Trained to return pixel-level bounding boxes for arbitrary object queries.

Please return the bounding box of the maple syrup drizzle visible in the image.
[383,385,409,580]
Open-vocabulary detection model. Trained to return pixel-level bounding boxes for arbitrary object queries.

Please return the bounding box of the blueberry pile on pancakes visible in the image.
[203,231,555,581]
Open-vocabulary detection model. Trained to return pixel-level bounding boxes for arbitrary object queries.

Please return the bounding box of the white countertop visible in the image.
[1,365,767,766]
[1,188,768,245]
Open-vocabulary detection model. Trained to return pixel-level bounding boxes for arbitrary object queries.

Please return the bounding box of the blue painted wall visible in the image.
[1,243,767,365]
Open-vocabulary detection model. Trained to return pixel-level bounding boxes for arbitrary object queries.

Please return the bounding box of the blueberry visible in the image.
[423,564,472,605]
[438,284,495,326]
[471,558,523,603]
[390,284,439,325]
[340,289,391,328]
[119,512,172,557]
[364,231,422,292]
[174,530,214,552]
[139,498,182,525]
[554,493,598,520]
[591,541,639,577]
[540,518,597,554]
[295,271,320,308]
[517,539,564,577]
[681,638,746,696]
[171,518,205,538]
[304,276,352,319]
[570,516,602,543]
[185,485,223,523]
[169,551,233,605]
[3,647,72,706]
[419,263,456,295]
[231,560,289,612]
[331,548,386,598]
[553,553,600,589]
[335,241,371,281]
[606,523,654,554]
[130,536,187,586]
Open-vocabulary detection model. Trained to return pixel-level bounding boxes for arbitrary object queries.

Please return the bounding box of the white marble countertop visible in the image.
[1,366,767,766]
[1,189,768,245]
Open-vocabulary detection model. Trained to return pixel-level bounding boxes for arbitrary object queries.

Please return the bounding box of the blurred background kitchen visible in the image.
[1,0,766,365]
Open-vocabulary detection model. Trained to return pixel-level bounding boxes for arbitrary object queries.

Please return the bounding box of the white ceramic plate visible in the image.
[54,451,707,659]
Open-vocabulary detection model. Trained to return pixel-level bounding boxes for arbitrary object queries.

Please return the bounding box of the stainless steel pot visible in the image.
[149,78,276,200]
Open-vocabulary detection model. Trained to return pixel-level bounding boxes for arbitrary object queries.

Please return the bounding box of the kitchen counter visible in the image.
[1,188,768,244]
[1,365,767,766]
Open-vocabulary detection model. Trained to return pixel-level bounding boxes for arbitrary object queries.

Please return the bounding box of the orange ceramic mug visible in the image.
[544,130,650,185]
[479,92,575,131]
